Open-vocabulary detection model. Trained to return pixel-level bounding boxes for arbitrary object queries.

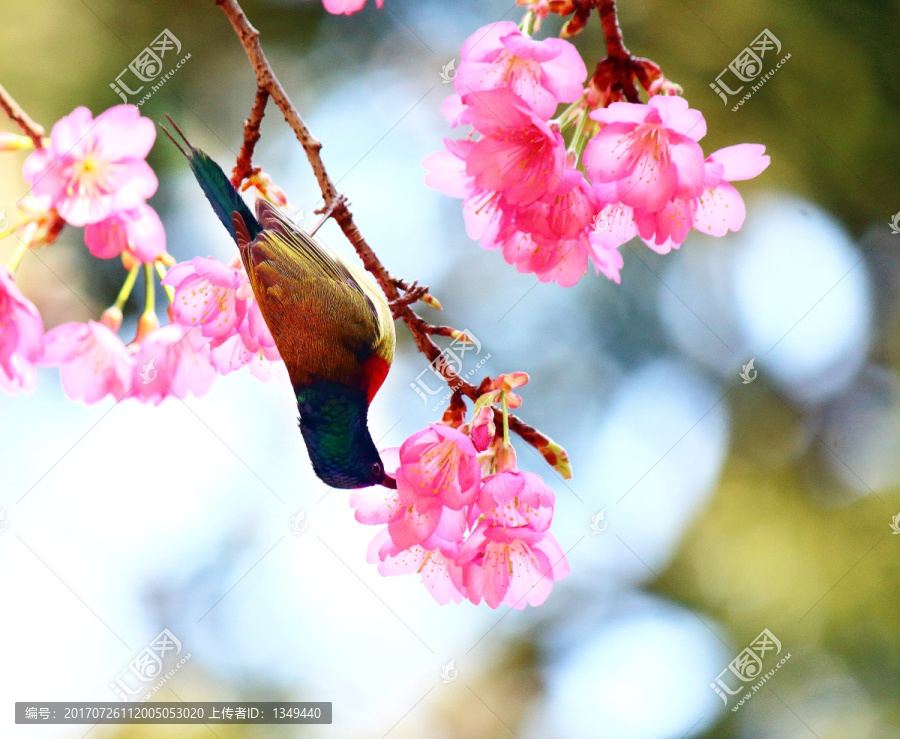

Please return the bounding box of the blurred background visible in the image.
[1,0,899,737]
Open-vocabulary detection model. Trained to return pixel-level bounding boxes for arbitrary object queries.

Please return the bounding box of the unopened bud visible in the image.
[450,329,473,343]
[100,306,123,333]
[135,311,159,342]
[493,440,518,473]
[121,250,138,271]
[0,133,35,152]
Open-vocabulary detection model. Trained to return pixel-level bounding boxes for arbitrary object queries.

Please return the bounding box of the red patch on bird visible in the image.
[361,355,391,403]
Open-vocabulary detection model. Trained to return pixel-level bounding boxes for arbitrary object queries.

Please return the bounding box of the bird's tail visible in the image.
[160,115,262,243]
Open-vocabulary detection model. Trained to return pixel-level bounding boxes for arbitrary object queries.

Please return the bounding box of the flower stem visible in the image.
[519,9,536,35]
[599,0,630,59]
[143,262,155,317]
[114,264,141,312]
[154,262,175,304]
[567,105,591,161]
[7,242,27,273]
[553,98,584,130]
[501,393,511,446]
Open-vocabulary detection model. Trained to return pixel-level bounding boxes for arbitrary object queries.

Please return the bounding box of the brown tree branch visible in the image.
[231,87,269,188]
[598,0,630,58]
[0,83,45,149]
[550,0,662,105]
[215,0,570,477]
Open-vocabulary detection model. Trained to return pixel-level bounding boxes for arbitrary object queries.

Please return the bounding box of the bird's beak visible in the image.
[382,474,397,489]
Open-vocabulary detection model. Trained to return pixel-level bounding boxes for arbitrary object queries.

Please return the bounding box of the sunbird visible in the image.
[163,119,396,489]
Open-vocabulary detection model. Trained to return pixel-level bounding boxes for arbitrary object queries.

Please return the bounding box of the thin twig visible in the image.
[231,87,269,187]
[598,0,629,58]
[215,0,569,476]
[0,83,45,148]
[585,0,661,103]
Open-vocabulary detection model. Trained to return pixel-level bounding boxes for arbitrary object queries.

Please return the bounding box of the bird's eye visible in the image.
[371,462,383,476]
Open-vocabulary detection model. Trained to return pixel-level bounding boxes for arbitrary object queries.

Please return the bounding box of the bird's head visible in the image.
[296,382,396,489]
[314,424,394,489]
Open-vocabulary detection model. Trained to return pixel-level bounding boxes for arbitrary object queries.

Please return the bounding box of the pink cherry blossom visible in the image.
[587,233,626,283]
[351,428,479,551]
[459,469,568,609]
[163,258,285,381]
[515,168,595,243]
[470,470,556,531]
[691,144,770,237]
[583,95,706,213]
[320,0,382,15]
[128,324,217,404]
[463,89,566,206]
[163,257,246,339]
[439,94,468,129]
[633,143,770,251]
[209,334,284,381]
[84,203,166,262]
[40,321,134,404]
[367,528,466,605]
[0,267,44,394]
[395,423,481,512]
[459,522,569,609]
[508,169,602,285]
[422,138,472,199]
[454,21,587,119]
[210,285,283,380]
[425,131,606,286]
[23,105,157,226]
[501,226,589,287]
[633,198,694,253]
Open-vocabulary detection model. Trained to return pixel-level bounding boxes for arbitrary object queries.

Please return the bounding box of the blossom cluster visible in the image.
[352,374,570,608]
[163,256,284,383]
[1,105,284,402]
[423,21,770,286]
[24,106,164,264]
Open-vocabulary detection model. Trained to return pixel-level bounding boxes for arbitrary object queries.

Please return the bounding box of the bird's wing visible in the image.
[234,202,395,398]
